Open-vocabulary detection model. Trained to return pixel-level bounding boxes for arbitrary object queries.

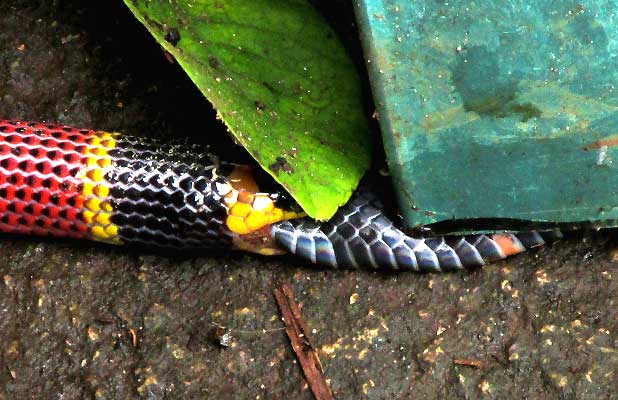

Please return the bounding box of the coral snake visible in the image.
[0,119,560,272]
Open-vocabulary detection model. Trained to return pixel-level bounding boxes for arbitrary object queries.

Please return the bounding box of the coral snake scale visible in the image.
[0,119,560,272]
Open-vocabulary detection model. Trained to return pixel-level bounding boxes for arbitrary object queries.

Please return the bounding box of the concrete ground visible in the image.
[1,2,618,399]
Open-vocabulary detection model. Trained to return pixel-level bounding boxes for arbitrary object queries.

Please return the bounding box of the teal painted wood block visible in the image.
[355,1,618,233]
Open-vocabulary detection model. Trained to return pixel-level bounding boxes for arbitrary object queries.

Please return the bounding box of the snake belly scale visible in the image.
[0,119,558,272]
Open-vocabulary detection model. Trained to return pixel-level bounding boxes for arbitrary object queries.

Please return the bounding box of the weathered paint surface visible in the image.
[356,1,618,232]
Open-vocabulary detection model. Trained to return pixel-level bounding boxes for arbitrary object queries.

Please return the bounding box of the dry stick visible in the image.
[453,358,484,368]
[273,280,335,400]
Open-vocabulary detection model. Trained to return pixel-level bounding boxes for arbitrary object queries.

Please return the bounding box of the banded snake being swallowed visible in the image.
[0,119,562,272]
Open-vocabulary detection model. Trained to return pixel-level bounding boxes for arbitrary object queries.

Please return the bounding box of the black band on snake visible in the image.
[0,119,560,272]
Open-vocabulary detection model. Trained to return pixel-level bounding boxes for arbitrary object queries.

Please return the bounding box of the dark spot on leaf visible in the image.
[255,100,266,110]
[165,28,181,46]
[144,15,164,31]
[262,81,276,93]
[178,18,189,29]
[208,56,221,69]
[269,157,294,174]
[286,147,298,158]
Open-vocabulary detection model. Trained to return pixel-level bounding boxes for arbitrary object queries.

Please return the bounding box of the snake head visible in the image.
[221,165,305,255]
[230,225,287,256]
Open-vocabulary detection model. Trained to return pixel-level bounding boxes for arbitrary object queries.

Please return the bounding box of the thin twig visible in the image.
[273,280,334,400]
[453,358,484,369]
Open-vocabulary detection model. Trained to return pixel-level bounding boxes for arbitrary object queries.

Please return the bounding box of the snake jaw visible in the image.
[221,165,305,254]
[230,225,287,256]
[226,193,304,235]
[225,191,305,254]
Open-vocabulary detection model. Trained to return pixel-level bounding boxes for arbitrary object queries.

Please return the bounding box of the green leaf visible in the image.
[122,0,371,220]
